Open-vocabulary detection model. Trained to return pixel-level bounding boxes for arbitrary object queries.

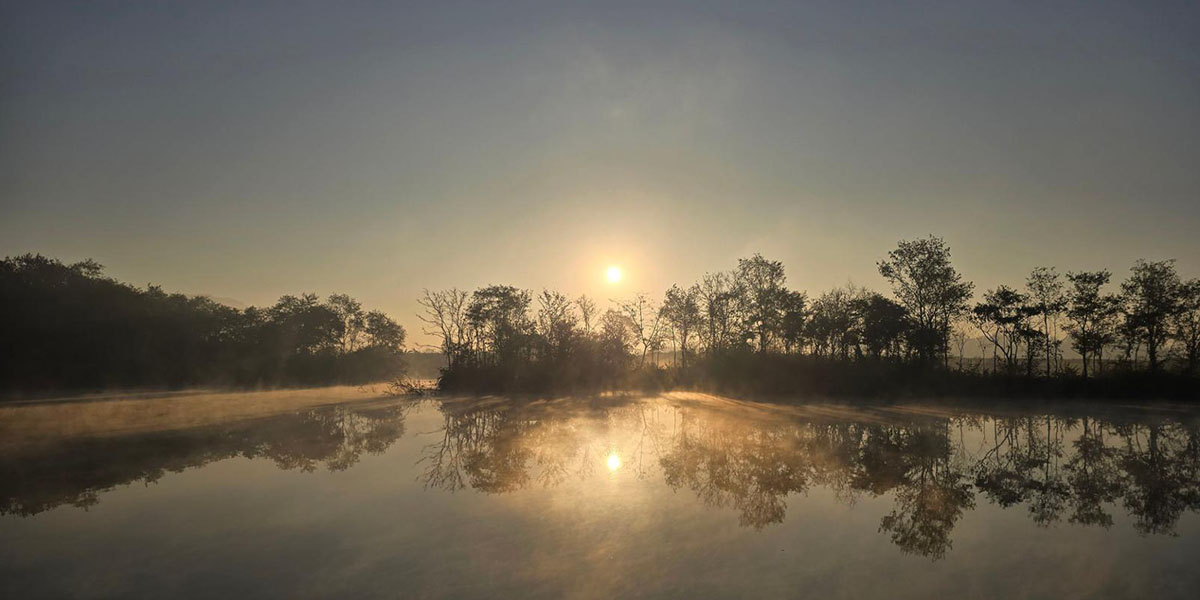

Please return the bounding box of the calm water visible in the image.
[2,389,1199,599]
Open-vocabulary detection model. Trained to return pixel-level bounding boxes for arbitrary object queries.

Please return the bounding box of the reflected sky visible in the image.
[2,390,1199,598]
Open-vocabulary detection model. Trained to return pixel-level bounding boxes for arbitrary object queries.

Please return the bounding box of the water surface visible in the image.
[2,389,1198,598]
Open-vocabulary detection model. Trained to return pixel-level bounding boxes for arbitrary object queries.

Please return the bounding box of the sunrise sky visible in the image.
[2,1,1197,346]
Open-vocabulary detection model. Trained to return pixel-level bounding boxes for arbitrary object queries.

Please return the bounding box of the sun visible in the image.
[606,451,622,472]
[606,265,623,283]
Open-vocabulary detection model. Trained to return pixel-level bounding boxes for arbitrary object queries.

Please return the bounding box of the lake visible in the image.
[2,388,1199,598]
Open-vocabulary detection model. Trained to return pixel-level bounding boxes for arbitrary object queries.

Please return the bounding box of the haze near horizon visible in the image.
[2,1,1198,346]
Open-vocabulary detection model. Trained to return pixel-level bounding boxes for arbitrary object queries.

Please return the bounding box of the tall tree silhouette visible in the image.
[1121,260,1183,373]
[736,254,789,354]
[877,236,974,365]
[1026,267,1066,377]
[1174,279,1200,375]
[661,284,702,369]
[1065,271,1120,379]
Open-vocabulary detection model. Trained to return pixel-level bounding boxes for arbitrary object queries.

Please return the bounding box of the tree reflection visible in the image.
[418,398,658,495]
[658,411,811,529]
[1119,422,1200,534]
[972,416,1072,526]
[1064,417,1123,527]
[4,396,1200,561]
[0,399,411,516]
[876,432,974,559]
[415,398,1200,559]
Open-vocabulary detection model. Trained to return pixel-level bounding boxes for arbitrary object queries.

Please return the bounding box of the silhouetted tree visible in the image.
[620,293,666,367]
[418,288,471,368]
[698,271,741,355]
[1026,267,1066,377]
[1174,279,1200,375]
[878,236,974,364]
[327,293,365,352]
[576,295,598,334]
[660,284,702,369]
[467,286,533,366]
[808,287,857,358]
[1065,271,1120,379]
[780,290,809,354]
[535,290,577,362]
[0,254,406,391]
[857,292,909,359]
[363,310,406,351]
[1121,260,1183,373]
[269,293,343,354]
[736,254,789,354]
[598,309,635,373]
[972,286,1036,374]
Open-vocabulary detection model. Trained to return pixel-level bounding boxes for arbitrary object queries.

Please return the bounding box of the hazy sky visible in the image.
[2,1,1198,346]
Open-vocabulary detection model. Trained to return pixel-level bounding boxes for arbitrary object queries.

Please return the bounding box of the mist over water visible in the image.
[2,390,1198,598]
[2,2,1198,597]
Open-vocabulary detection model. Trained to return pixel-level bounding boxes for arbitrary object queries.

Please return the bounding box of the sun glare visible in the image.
[606,451,622,472]
[606,266,622,283]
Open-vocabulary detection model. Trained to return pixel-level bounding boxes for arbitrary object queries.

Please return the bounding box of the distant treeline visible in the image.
[0,254,408,393]
[420,236,1200,397]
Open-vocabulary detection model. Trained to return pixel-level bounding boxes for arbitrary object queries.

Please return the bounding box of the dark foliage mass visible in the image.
[4,234,1197,398]
[422,236,1199,397]
[0,254,407,393]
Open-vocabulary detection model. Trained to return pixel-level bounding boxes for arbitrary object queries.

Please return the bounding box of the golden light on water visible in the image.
[606,266,622,284]
[605,451,622,472]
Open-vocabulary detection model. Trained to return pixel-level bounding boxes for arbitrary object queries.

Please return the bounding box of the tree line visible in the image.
[0,254,407,393]
[420,236,1200,394]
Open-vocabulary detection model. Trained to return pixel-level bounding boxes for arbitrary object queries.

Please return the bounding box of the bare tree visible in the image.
[576,295,598,335]
[620,293,666,368]
[417,288,471,367]
[951,326,967,371]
